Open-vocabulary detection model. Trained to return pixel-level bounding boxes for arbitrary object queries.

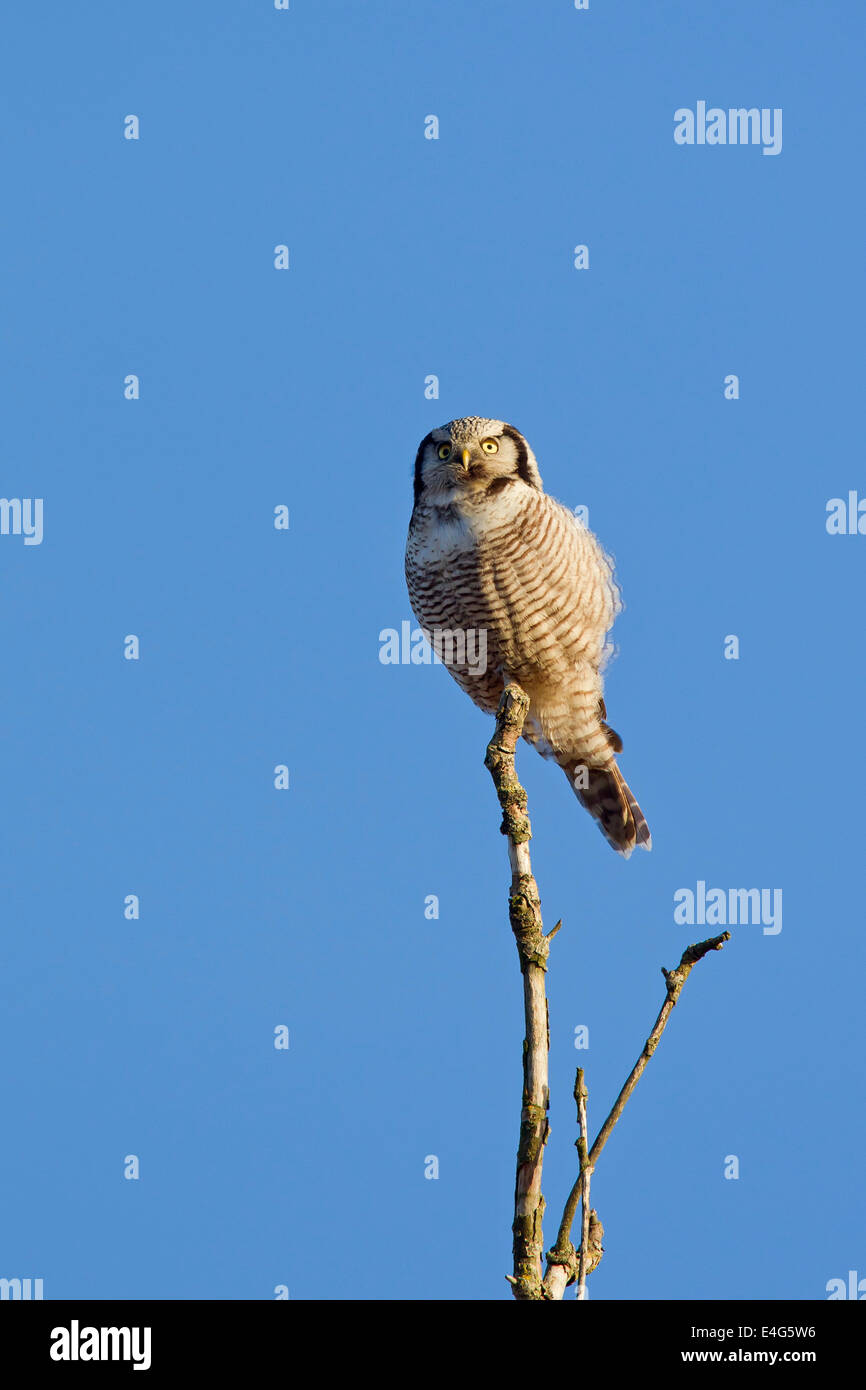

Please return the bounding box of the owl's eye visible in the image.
[436,443,452,460]
[480,438,499,454]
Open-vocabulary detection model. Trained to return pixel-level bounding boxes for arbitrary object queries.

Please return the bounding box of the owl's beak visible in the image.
[461,448,471,470]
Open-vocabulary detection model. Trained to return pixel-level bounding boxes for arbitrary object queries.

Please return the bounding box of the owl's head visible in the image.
[413,417,543,506]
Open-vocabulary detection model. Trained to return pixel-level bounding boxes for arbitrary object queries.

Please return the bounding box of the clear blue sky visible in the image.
[1,1,863,1301]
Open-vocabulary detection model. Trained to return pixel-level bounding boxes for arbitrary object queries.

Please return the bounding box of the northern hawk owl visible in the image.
[404,417,650,856]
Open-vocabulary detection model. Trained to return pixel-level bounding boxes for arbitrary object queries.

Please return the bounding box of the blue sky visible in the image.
[1,1,863,1300]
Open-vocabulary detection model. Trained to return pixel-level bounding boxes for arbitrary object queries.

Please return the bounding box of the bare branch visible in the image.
[486,685,729,1300]
[575,1068,592,1300]
[544,931,730,1292]
[544,1071,604,1301]
[485,683,553,1301]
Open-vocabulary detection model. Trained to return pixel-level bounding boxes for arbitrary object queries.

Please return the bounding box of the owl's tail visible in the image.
[563,759,652,858]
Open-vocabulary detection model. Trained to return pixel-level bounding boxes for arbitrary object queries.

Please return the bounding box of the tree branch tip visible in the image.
[499,681,530,711]
[685,929,732,959]
[662,930,732,986]
[545,919,563,942]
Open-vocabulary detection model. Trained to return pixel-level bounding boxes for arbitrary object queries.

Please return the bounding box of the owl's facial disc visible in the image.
[413,418,543,506]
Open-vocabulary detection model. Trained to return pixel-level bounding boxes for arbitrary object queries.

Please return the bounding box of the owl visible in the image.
[405,417,650,856]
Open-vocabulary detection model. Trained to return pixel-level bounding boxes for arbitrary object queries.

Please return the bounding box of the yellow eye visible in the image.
[437,443,452,460]
[480,438,499,454]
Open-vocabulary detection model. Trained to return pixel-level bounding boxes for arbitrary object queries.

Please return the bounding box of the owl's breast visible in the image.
[406,488,616,680]
[406,496,540,663]
[406,507,486,625]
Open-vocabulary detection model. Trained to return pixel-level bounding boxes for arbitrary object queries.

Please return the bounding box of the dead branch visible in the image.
[485,683,553,1301]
